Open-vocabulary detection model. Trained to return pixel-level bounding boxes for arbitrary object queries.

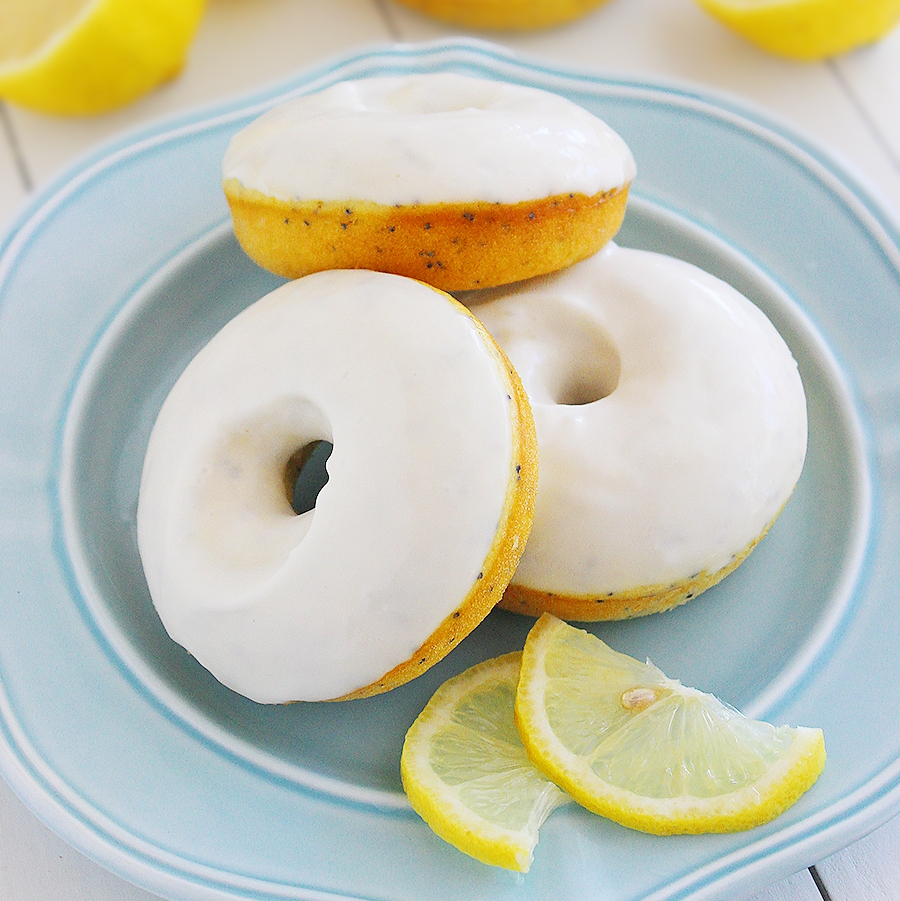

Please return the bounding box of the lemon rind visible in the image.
[0,0,205,115]
[695,0,900,61]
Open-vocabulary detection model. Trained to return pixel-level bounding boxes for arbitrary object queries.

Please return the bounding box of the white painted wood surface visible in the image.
[815,813,900,899]
[833,27,900,165]
[742,869,824,901]
[1,0,899,898]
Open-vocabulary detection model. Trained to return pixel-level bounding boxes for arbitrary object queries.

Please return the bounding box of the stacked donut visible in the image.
[137,73,806,704]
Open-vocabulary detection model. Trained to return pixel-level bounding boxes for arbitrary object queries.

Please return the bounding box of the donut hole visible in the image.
[285,439,334,515]
[535,306,620,406]
[187,398,333,569]
[554,345,620,406]
[474,295,621,406]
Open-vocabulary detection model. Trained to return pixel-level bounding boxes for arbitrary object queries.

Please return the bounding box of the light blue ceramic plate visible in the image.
[1,38,899,901]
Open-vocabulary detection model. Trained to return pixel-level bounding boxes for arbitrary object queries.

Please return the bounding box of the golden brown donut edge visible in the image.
[335,293,540,701]
[223,180,630,291]
[390,0,611,31]
[498,506,788,623]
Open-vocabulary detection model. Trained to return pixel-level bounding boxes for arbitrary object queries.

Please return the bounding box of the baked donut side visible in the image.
[499,513,778,621]
[464,244,808,622]
[137,270,537,702]
[223,182,629,291]
[389,0,610,31]
[222,73,635,291]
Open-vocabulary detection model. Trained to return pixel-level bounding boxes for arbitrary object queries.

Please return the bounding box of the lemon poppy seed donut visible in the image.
[222,73,635,291]
[390,0,610,31]
[137,269,537,703]
[464,244,807,621]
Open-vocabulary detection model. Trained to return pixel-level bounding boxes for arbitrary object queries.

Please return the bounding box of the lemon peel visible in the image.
[696,0,900,60]
[0,0,206,115]
[515,614,826,835]
[400,652,569,872]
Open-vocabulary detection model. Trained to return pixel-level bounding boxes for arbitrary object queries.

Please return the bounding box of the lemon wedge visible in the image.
[400,652,570,872]
[0,0,206,115]
[695,0,900,60]
[515,614,826,835]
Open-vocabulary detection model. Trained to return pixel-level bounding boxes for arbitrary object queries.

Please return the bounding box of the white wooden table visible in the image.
[1,1,899,898]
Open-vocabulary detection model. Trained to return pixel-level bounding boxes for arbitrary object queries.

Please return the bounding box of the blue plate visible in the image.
[1,38,899,901]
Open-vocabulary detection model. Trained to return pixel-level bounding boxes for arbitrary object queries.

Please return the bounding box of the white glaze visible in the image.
[465,244,807,596]
[137,270,517,703]
[222,73,636,206]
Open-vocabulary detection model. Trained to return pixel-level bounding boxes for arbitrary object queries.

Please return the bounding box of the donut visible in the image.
[136,269,538,703]
[222,73,635,292]
[463,244,807,621]
[390,0,610,30]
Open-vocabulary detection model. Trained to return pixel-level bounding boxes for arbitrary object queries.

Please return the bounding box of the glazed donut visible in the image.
[137,269,537,703]
[390,0,610,30]
[222,73,635,292]
[464,244,807,621]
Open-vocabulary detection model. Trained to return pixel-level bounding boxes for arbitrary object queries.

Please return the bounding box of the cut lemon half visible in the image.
[0,0,206,115]
[515,615,825,835]
[695,0,900,61]
[401,652,570,872]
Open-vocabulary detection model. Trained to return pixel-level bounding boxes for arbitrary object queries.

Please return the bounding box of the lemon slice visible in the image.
[515,615,826,835]
[0,0,206,115]
[400,652,570,872]
[695,0,900,61]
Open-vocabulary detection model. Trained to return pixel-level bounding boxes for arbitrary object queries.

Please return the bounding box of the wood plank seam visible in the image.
[0,102,33,192]
[826,58,900,175]
[372,0,403,39]
[810,865,836,901]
